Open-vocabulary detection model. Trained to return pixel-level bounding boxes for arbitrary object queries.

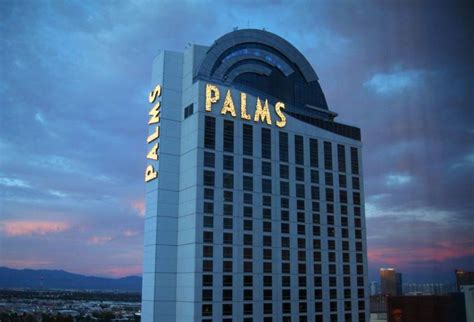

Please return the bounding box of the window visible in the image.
[337,144,346,172]
[223,289,233,301]
[352,176,360,190]
[244,193,252,204]
[223,275,232,286]
[223,204,232,216]
[223,120,234,152]
[261,128,272,159]
[324,141,332,170]
[203,216,213,228]
[223,246,233,258]
[262,161,272,176]
[202,304,212,316]
[326,188,334,202]
[203,231,213,243]
[243,124,253,155]
[263,221,272,232]
[340,190,348,204]
[263,235,272,246]
[244,220,253,231]
[296,167,305,181]
[223,190,233,202]
[296,184,305,198]
[204,152,215,168]
[203,170,214,186]
[310,138,319,167]
[204,116,215,149]
[223,217,233,229]
[325,172,333,186]
[262,195,271,206]
[223,173,233,189]
[279,132,288,161]
[281,210,289,221]
[203,260,213,272]
[243,206,252,217]
[202,290,212,301]
[223,155,233,170]
[280,181,289,196]
[243,158,253,173]
[223,261,232,272]
[184,103,194,119]
[244,234,253,245]
[203,202,213,214]
[203,245,213,257]
[339,174,347,188]
[295,135,304,165]
[351,147,359,174]
[223,233,233,244]
[244,303,253,314]
[203,274,213,286]
[204,188,213,200]
[243,176,253,191]
[263,208,271,219]
[353,192,361,205]
[262,179,272,193]
[311,169,319,183]
[280,164,289,179]
[311,186,320,200]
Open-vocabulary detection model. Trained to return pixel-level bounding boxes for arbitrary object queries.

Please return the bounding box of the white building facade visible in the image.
[142,29,369,322]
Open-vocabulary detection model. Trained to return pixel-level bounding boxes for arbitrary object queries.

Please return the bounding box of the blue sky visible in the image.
[0,0,473,282]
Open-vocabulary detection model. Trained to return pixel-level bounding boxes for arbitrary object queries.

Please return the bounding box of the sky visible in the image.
[0,0,473,283]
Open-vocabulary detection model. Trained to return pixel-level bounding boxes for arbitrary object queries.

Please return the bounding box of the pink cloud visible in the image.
[123,229,138,237]
[131,199,145,218]
[88,235,112,245]
[1,259,53,268]
[368,239,474,268]
[103,266,142,277]
[1,220,70,236]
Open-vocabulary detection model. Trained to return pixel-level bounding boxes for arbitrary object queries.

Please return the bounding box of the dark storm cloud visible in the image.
[0,0,472,279]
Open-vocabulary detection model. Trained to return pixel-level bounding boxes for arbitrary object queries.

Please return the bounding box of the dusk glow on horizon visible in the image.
[1,1,473,283]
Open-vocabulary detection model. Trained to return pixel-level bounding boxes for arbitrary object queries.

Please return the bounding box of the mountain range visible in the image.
[0,267,141,291]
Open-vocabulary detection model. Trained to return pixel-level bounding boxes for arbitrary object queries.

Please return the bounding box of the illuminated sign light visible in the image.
[205,83,287,128]
[145,84,162,182]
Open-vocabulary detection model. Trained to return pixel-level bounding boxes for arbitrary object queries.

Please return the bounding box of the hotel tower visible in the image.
[142,29,369,322]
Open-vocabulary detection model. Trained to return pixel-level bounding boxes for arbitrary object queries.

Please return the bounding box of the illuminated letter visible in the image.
[147,126,160,143]
[147,143,159,160]
[220,90,236,117]
[145,165,157,182]
[254,98,272,125]
[240,92,251,120]
[205,84,220,112]
[148,85,162,103]
[275,102,287,128]
[148,102,161,124]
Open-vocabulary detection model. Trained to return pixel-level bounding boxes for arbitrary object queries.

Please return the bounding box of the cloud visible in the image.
[0,177,31,188]
[364,69,430,95]
[123,229,138,237]
[131,199,145,218]
[385,173,413,187]
[1,220,71,236]
[88,235,113,245]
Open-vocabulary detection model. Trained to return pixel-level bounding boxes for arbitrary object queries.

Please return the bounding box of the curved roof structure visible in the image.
[195,29,330,111]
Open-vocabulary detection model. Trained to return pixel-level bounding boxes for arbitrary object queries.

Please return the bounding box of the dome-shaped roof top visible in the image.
[195,29,329,110]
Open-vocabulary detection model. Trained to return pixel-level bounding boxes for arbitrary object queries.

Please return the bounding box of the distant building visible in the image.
[380,268,402,296]
[455,269,474,291]
[403,283,455,295]
[370,281,379,296]
[386,294,466,322]
[460,285,474,322]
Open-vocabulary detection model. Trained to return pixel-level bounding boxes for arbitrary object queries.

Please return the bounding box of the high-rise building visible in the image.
[380,268,402,296]
[455,269,474,291]
[142,29,369,322]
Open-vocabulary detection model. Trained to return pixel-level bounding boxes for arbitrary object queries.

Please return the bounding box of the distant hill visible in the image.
[0,267,141,291]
